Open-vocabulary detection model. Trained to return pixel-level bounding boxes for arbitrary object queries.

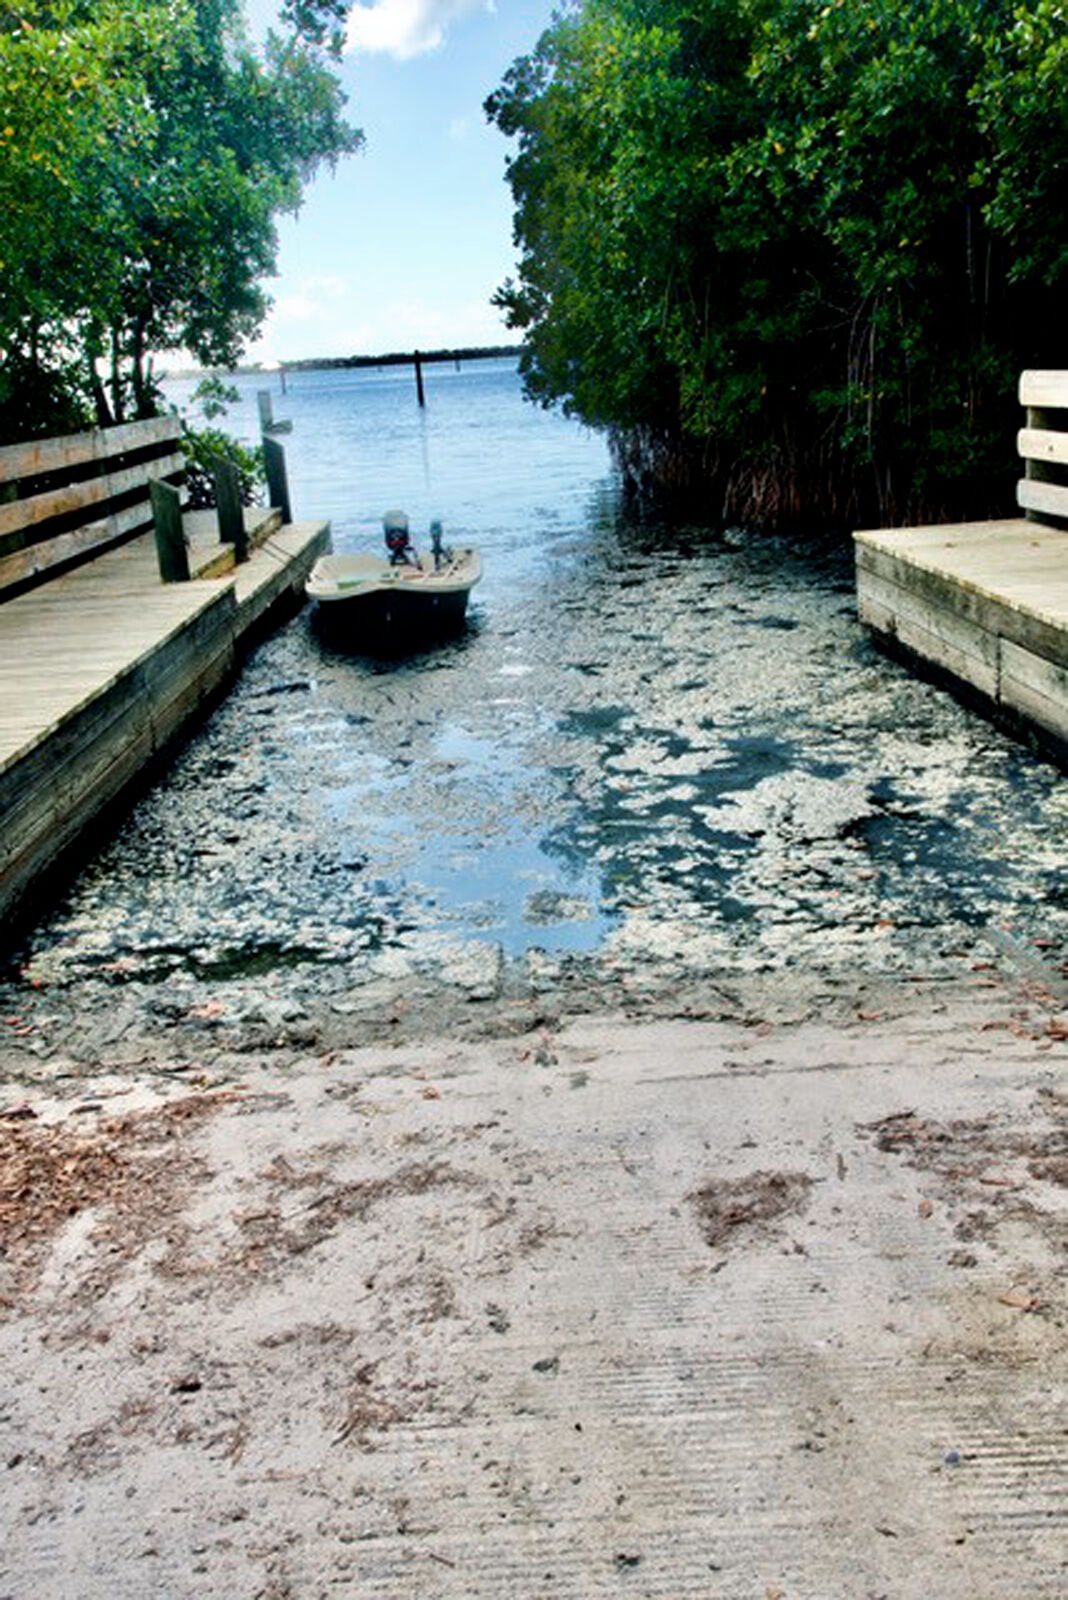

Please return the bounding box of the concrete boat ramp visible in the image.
[0,509,327,932]
[0,990,1063,1598]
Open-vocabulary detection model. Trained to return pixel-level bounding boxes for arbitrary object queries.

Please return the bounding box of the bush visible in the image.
[178,380,264,509]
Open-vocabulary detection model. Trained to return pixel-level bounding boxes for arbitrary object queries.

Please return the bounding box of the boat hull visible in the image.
[306,547,481,646]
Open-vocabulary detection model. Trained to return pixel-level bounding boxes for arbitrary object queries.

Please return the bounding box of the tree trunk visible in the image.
[109,328,126,424]
[86,338,113,428]
[130,318,155,418]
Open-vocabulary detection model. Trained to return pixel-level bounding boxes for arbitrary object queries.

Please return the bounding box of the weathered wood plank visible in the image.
[0,449,185,544]
[234,520,330,629]
[0,517,330,931]
[854,376,1068,760]
[0,493,169,592]
[0,416,180,485]
[0,621,234,875]
[1016,476,1068,521]
[1000,639,1068,744]
[0,595,236,889]
[0,480,193,594]
[855,524,1068,674]
[1000,637,1068,699]
[856,583,999,699]
[1017,427,1068,468]
[0,522,128,592]
[1019,371,1068,409]
[0,586,235,777]
[856,568,998,668]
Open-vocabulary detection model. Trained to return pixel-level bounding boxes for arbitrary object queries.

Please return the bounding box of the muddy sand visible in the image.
[0,968,1064,1600]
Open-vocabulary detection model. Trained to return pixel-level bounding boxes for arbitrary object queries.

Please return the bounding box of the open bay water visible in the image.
[7,357,1068,1028]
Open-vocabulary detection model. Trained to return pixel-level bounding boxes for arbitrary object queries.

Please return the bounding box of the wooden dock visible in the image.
[855,371,1068,762]
[0,514,328,935]
[855,519,1068,755]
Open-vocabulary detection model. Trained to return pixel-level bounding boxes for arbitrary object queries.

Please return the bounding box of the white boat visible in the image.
[306,513,481,639]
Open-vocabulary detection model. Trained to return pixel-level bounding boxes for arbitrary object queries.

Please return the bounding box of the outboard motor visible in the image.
[429,518,450,570]
[383,509,415,566]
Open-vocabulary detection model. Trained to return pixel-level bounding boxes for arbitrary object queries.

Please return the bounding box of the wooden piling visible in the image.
[263,436,292,524]
[414,350,426,408]
[213,459,248,563]
[151,480,190,583]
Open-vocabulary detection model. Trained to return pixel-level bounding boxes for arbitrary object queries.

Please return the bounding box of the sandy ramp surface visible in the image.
[0,999,1064,1599]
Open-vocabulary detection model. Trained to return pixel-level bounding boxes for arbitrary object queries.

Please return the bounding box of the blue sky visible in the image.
[241,0,561,363]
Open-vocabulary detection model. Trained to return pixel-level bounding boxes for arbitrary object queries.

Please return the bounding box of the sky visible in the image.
[240,0,562,364]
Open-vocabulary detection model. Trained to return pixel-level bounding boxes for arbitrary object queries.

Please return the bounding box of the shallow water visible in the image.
[7,359,1067,1010]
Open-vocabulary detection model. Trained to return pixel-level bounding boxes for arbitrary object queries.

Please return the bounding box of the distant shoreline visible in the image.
[163,345,522,380]
[282,344,521,372]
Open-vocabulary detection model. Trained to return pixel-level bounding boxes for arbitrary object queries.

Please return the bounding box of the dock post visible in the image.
[258,386,292,435]
[414,349,426,408]
[213,459,248,562]
[150,480,190,583]
[263,436,292,524]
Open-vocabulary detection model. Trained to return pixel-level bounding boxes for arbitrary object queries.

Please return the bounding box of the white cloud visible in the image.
[270,274,350,325]
[346,0,487,60]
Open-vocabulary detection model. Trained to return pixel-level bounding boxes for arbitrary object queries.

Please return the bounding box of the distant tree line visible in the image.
[487,0,1068,531]
[0,0,359,442]
[281,345,520,370]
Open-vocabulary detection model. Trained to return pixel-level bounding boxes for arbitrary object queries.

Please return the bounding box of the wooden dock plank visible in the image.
[234,520,329,629]
[0,512,330,930]
[854,517,1068,756]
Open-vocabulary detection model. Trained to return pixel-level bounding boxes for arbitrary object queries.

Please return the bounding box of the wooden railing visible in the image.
[1018,370,1068,528]
[0,416,184,600]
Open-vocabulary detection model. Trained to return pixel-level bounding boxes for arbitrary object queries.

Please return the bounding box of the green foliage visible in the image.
[181,425,264,510]
[191,376,242,422]
[0,0,361,441]
[177,376,263,509]
[180,399,265,512]
[488,0,1068,529]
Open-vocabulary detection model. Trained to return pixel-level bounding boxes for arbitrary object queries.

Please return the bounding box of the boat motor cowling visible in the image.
[383,509,414,565]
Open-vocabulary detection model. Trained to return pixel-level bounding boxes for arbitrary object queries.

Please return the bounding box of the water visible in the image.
[8,358,1068,1011]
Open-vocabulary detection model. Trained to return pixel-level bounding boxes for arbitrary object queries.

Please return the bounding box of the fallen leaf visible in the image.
[918,1198,934,1219]
[997,1291,1040,1312]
